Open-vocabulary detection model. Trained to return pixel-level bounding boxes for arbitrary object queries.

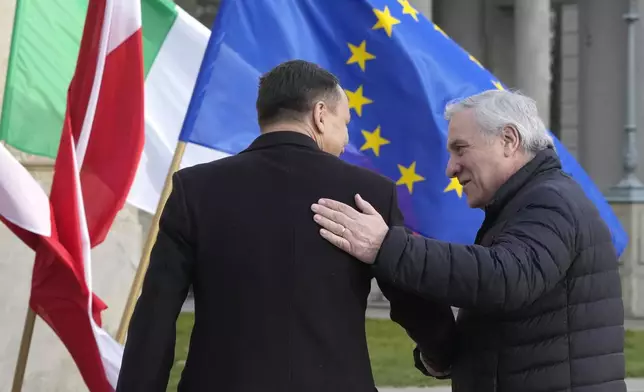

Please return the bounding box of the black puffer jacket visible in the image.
[374,148,626,392]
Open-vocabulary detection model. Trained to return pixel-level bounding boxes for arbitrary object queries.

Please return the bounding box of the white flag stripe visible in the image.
[128,8,229,214]
[0,143,51,237]
[106,0,143,54]
[92,320,124,387]
[75,0,113,166]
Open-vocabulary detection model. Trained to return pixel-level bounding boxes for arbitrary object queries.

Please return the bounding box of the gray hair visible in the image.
[444,89,554,154]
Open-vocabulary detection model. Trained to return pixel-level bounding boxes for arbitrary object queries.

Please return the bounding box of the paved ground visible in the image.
[378,378,644,391]
[378,387,451,392]
[626,318,644,330]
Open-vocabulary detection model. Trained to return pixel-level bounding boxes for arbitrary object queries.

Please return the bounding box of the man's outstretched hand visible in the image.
[311,194,388,264]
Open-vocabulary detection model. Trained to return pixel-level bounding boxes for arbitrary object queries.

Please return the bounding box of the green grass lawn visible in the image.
[626,329,644,378]
[168,313,644,390]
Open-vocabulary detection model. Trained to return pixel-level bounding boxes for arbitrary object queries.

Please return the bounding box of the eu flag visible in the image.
[179,0,627,255]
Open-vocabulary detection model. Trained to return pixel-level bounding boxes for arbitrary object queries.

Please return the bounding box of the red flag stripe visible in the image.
[81,27,145,248]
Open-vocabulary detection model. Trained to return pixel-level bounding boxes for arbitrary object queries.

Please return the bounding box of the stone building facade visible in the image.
[0,0,642,390]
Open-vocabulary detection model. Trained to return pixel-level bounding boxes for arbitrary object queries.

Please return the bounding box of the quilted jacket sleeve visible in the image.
[372,189,578,312]
[376,183,456,374]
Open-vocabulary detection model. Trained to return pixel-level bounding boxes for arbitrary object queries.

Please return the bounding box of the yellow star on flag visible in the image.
[398,0,420,21]
[396,161,425,194]
[345,85,373,117]
[492,80,505,90]
[360,126,390,156]
[443,177,463,198]
[372,6,401,37]
[347,40,376,72]
[469,54,483,68]
[434,23,448,38]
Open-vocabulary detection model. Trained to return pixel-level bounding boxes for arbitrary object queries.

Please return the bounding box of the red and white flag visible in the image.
[0,0,144,389]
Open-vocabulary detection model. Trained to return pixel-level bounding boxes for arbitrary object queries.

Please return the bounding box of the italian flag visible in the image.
[0,0,229,216]
[0,0,144,390]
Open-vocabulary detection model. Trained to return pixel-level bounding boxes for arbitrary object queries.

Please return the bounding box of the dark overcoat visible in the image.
[117,131,454,392]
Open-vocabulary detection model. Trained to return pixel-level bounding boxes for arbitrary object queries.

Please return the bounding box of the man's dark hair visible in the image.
[256,60,341,127]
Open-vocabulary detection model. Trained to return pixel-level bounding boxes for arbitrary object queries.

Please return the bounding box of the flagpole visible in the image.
[115,141,187,344]
[11,308,36,392]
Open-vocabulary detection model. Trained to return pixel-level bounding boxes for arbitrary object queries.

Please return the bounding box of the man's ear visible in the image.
[501,125,521,156]
[313,101,326,134]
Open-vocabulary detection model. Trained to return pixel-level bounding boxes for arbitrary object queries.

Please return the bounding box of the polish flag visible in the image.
[0,0,144,389]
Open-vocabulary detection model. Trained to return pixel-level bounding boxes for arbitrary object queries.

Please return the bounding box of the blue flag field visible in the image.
[178,0,627,256]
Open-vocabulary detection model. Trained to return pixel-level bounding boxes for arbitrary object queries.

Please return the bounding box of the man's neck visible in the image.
[260,124,320,147]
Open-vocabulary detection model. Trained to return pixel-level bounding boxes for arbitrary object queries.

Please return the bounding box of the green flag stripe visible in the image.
[0,0,25,154]
[142,0,178,76]
[0,0,181,158]
[0,0,87,158]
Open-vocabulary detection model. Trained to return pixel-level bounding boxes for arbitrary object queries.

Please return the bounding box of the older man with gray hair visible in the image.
[311,90,625,392]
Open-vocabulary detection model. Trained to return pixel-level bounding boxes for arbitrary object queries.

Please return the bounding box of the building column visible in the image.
[409,0,432,21]
[579,0,644,318]
[435,0,485,61]
[557,4,580,157]
[607,0,644,319]
[578,0,626,192]
[515,0,552,127]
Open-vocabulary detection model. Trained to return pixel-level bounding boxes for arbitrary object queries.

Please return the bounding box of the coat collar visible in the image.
[241,130,321,153]
[484,147,561,218]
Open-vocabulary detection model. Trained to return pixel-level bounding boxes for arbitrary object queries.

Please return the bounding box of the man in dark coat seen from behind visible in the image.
[115,60,455,392]
[311,90,626,392]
